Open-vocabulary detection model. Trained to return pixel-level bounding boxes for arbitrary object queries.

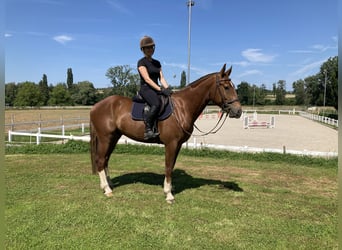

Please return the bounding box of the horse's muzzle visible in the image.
[222,99,241,118]
[229,107,242,118]
[227,103,242,118]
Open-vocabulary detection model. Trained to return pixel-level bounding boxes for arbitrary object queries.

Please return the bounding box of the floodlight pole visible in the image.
[187,0,194,85]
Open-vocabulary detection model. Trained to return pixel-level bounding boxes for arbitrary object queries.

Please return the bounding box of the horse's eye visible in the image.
[224,86,229,90]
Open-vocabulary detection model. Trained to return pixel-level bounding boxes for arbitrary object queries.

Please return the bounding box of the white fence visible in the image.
[298,111,338,127]
[7,123,89,144]
[8,129,90,145]
[7,129,337,158]
[5,111,337,157]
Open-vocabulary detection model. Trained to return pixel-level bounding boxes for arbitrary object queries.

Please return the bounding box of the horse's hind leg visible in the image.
[96,134,120,197]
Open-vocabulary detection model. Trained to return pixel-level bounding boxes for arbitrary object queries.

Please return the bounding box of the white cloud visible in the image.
[232,61,250,67]
[106,0,132,15]
[238,69,263,78]
[288,50,314,54]
[291,59,325,77]
[163,62,187,70]
[53,35,74,44]
[242,48,276,63]
[310,43,337,52]
[311,44,327,51]
[4,33,12,37]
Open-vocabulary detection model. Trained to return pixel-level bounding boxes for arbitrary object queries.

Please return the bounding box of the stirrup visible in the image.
[144,129,159,140]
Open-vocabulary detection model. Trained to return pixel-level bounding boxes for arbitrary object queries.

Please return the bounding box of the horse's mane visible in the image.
[178,72,216,92]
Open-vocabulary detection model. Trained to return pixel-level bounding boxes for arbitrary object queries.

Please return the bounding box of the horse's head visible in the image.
[211,64,242,118]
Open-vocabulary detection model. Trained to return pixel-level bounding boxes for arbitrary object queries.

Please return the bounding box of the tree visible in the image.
[292,79,306,105]
[14,81,44,107]
[303,75,319,106]
[48,83,71,106]
[272,83,276,97]
[67,68,74,90]
[180,71,186,88]
[320,56,338,110]
[236,81,252,105]
[72,81,97,105]
[105,65,139,97]
[5,82,17,106]
[38,74,49,105]
[256,84,267,105]
[275,80,286,105]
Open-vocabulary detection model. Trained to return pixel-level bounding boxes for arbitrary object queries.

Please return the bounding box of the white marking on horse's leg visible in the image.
[104,167,114,187]
[99,170,113,196]
[164,177,174,203]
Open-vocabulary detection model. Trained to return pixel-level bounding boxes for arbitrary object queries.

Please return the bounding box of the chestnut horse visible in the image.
[90,64,242,203]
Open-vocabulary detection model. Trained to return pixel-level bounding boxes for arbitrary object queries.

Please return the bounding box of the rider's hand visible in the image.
[161,86,173,96]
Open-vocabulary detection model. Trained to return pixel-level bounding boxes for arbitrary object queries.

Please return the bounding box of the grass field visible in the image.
[5,144,337,249]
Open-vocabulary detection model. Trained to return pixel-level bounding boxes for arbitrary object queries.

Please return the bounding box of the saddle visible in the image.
[131,94,173,121]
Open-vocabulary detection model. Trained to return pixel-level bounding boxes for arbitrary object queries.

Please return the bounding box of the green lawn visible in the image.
[5,147,337,249]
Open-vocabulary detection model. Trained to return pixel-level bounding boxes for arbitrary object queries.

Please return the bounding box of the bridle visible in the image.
[215,74,239,112]
[172,73,240,136]
[189,74,239,135]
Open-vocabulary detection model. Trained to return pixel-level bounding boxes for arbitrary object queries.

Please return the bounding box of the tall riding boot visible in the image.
[144,105,160,140]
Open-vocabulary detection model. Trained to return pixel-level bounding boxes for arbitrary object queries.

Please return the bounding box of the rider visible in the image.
[137,35,172,140]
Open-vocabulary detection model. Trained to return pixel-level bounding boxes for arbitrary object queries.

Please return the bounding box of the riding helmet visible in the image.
[140,36,155,50]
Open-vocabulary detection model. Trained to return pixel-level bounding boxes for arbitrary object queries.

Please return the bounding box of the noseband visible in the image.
[215,74,239,111]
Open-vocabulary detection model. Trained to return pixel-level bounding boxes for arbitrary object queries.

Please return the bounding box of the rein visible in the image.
[192,111,229,136]
[172,110,229,137]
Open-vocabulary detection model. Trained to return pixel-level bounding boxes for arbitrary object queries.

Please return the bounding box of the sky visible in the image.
[5,0,338,90]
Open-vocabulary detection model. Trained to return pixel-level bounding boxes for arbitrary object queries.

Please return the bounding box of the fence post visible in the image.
[39,113,42,129]
[8,130,12,142]
[37,127,41,145]
[82,123,85,134]
[11,114,15,131]
[62,125,65,136]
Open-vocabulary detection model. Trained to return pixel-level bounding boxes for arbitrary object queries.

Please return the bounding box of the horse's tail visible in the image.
[90,121,98,175]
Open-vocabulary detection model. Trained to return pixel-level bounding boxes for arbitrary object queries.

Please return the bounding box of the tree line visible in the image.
[6,68,100,106]
[5,56,337,110]
[5,66,186,107]
[236,56,337,109]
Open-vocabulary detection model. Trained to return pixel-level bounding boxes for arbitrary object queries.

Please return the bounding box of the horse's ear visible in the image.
[220,64,226,77]
[226,65,232,76]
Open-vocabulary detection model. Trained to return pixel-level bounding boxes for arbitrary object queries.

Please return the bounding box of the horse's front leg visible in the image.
[164,142,182,204]
[163,177,174,203]
[98,167,113,197]
[104,167,114,188]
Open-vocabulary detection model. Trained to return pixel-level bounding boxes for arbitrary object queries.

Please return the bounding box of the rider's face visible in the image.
[143,45,155,56]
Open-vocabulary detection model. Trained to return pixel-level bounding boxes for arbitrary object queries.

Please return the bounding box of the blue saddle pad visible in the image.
[131,102,173,121]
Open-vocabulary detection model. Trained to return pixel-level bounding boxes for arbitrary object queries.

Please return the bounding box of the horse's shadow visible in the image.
[110,169,243,194]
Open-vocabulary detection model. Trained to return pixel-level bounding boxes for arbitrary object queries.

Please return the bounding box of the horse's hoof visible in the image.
[104,192,113,197]
[166,199,175,204]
